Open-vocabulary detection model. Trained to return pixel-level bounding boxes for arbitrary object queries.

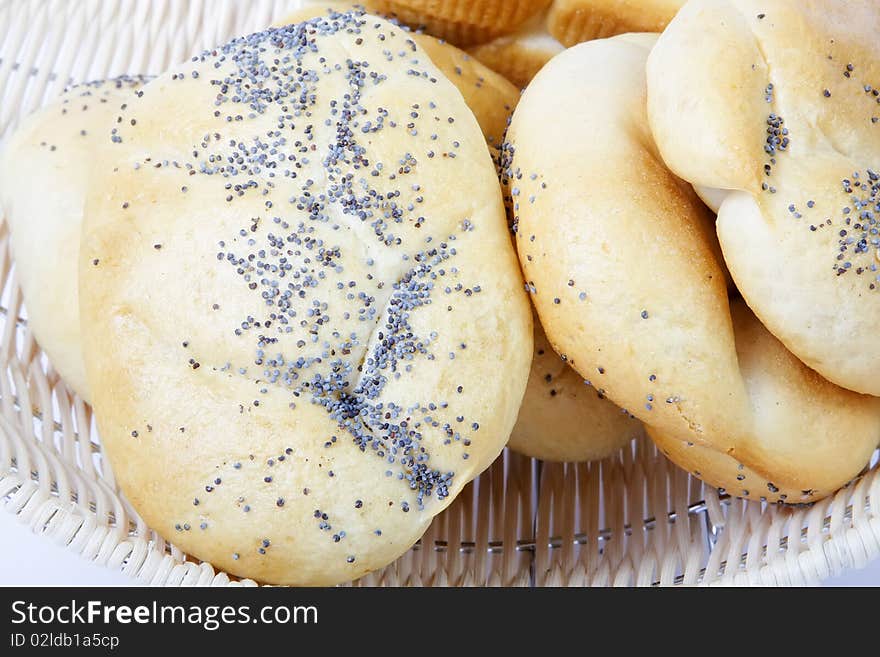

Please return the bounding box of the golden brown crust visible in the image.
[547,0,684,46]
[370,0,552,46]
[467,13,563,88]
[507,35,749,450]
[413,32,519,148]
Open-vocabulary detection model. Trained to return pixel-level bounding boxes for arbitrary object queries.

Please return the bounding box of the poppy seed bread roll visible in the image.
[0,76,148,400]
[504,33,880,502]
[80,10,531,585]
[646,0,880,395]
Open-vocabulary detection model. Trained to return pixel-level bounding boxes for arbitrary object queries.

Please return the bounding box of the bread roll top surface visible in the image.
[81,10,531,585]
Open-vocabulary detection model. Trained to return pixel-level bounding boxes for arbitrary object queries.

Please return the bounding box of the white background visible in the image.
[0,508,877,586]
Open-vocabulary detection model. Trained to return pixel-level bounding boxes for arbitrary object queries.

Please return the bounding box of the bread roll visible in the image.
[80,10,532,585]
[547,0,684,46]
[368,0,552,46]
[509,316,642,462]
[468,12,564,88]
[649,299,878,503]
[646,0,880,395]
[0,76,149,400]
[503,33,880,502]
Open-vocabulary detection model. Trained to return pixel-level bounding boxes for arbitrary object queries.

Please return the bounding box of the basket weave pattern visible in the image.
[1,0,878,587]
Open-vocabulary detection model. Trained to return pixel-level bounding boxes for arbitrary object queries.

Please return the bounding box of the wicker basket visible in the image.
[1,0,878,587]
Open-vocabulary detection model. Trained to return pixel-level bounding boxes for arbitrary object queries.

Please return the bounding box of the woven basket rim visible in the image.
[0,0,878,587]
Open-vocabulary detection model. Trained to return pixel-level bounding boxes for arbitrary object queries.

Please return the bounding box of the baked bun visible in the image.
[468,12,564,88]
[509,315,642,462]
[646,0,880,395]
[368,0,552,46]
[0,76,148,400]
[547,0,684,46]
[503,33,880,502]
[80,10,532,585]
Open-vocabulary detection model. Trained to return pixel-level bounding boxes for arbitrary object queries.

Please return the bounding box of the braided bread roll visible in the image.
[504,33,880,502]
[647,0,880,396]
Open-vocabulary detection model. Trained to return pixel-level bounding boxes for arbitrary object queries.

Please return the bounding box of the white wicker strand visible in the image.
[1,0,879,588]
